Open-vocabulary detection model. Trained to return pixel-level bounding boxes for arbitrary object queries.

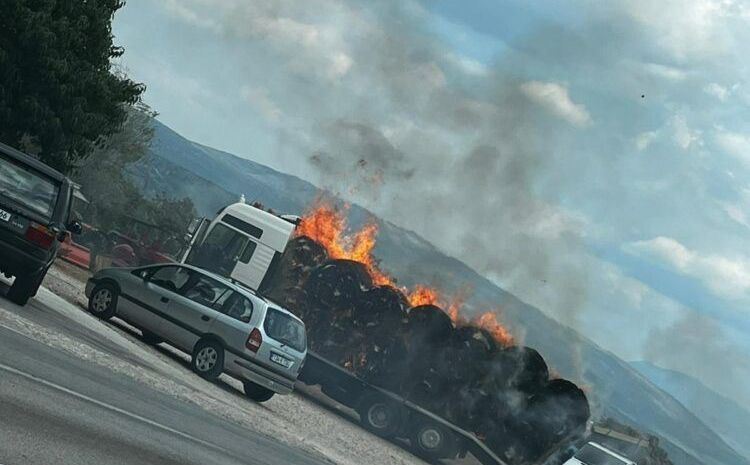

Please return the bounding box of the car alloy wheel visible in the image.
[195,346,218,372]
[91,288,112,313]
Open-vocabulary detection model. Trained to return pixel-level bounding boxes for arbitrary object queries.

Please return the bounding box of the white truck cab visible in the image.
[563,442,636,465]
[182,202,298,291]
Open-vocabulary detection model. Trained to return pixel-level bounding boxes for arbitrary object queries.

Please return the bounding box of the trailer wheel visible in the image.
[409,420,460,461]
[357,394,402,438]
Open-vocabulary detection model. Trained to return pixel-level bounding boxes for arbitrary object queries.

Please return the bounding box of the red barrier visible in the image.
[59,237,91,270]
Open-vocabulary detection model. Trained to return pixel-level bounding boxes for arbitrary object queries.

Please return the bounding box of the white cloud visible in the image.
[716,129,750,165]
[445,53,489,77]
[670,114,702,149]
[520,81,592,127]
[240,86,282,123]
[329,52,354,78]
[642,62,688,81]
[163,0,221,32]
[617,0,748,59]
[626,236,750,300]
[704,82,732,101]
[722,203,750,229]
[162,0,357,82]
[636,130,659,151]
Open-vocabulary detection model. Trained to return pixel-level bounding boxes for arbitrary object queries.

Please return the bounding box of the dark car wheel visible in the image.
[88,283,118,320]
[7,271,45,306]
[191,339,224,381]
[243,381,275,402]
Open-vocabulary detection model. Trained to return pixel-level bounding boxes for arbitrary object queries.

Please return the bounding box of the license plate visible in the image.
[270,352,293,368]
[0,209,9,222]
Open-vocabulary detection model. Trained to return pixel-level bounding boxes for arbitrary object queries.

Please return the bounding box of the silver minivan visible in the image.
[85,263,307,402]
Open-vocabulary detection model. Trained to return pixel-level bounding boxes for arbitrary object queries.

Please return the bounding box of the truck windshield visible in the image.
[264,308,306,352]
[0,152,60,220]
[575,444,629,465]
[187,223,248,277]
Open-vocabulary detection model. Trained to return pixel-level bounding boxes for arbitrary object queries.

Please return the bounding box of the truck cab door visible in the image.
[229,240,276,291]
[181,218,210,263]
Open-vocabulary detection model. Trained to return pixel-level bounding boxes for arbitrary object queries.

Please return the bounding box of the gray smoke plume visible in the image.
[161,0,593,368]
[644,312,750,410]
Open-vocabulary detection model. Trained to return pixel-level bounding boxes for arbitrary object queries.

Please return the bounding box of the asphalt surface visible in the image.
[0,291,331,465]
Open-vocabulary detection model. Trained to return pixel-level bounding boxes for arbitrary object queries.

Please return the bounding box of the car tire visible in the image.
[141,330,163,345]
[191,339,224,381]
[357,393,402,438]
[7,270,45,306]
[243,380,275,403]
[409,419,460,461]
[88,283,118,320]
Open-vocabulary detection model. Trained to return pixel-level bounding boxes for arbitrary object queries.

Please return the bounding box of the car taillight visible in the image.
[246,328,262,353]
[25,222,55,249]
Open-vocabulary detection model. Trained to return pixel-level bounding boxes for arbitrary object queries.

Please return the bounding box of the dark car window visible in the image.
[212,289,235,311]
[0,151,60,220]
[264,308,306,352]
[224,294,254,323]
[149,266,190,293]
[181,272,230,307]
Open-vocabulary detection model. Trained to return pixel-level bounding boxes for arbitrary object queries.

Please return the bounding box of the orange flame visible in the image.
[296,202,392,286]
[297,200,514,347]
[407,285,442,307]
[473,311,515,347]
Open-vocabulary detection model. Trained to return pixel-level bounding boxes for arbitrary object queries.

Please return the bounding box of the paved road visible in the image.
[0,304,330,465]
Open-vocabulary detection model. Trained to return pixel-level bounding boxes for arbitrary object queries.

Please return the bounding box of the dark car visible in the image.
[0,142,81,305]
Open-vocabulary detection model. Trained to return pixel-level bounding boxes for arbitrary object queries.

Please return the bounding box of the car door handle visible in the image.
[160,297,170,303]
[201,315,210,322]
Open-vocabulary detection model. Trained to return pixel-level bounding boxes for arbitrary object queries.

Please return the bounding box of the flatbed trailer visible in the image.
[300,351,582,465]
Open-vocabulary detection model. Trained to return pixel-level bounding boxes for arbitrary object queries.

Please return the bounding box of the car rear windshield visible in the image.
[0,152,60,220]
[575,444,629,465]
[264,308,306,352]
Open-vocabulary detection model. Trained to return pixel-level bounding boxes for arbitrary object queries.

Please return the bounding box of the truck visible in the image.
[179,201,588,465]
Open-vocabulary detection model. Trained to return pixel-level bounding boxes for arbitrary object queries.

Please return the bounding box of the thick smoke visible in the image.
[166,0,591,324]
[644,312,750,410]
[159,0,594,385]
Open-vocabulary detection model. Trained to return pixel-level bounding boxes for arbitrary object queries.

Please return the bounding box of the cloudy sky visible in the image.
[114,0,750,411]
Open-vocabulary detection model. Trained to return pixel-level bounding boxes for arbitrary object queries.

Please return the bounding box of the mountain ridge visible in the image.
[135,118,747,465]
[632,360,750,460]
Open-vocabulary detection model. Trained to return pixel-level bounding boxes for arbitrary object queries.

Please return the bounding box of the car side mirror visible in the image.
[67,220,83,235]
[49,222,68,242]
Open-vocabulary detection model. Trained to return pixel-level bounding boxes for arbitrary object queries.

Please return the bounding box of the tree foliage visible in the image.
[0,0,144,173]
[75,104,196,247]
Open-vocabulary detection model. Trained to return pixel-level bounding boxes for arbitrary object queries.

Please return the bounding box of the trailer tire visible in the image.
[357,393,402,438]
[409,419,460,461]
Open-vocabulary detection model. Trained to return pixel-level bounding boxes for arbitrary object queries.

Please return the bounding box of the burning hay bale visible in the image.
[269,208,589,463]
[261,235,328,310]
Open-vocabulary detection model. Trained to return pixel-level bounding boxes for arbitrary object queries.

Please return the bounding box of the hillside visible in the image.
[135,119,747,465]
[633,361,750,461]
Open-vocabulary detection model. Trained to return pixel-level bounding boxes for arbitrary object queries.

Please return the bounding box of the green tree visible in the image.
[75,104,196,259]
[0,0,144,173]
